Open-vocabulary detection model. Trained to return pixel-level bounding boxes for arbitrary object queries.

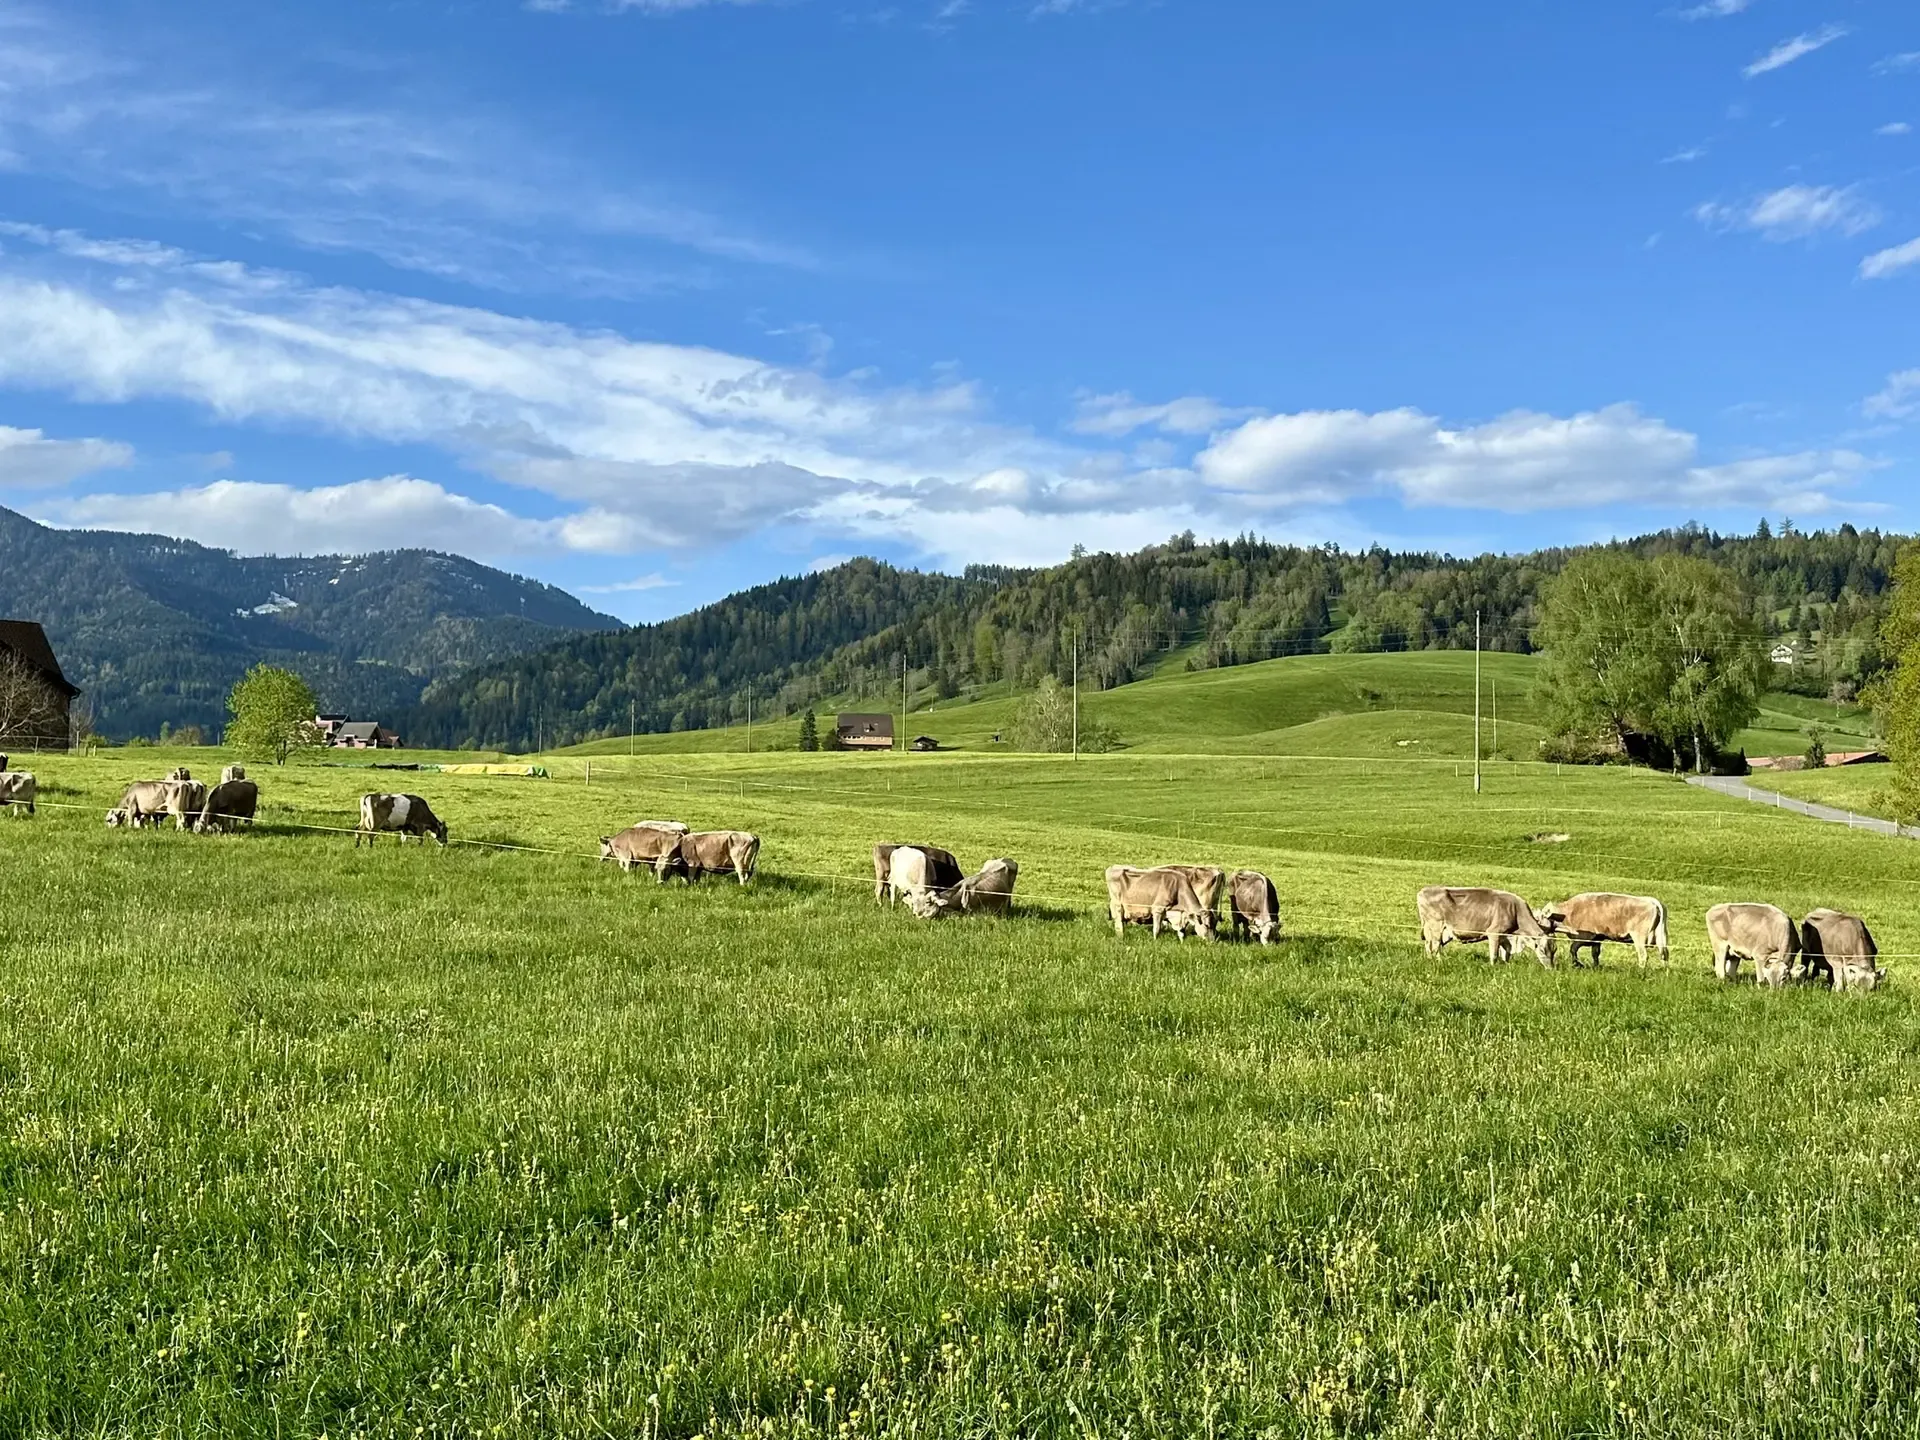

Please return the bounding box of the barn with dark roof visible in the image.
[0,619,79,747]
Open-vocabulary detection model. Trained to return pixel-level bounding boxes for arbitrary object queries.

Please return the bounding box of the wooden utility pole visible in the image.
[746,681,753,754]
[629,699,635,757]
[1473,611,1482,795]
[1072,635,1080,761]
[1492,677,1498,759]
[901,655,908,753]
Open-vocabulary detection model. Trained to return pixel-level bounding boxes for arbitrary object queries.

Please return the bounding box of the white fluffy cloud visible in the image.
[0,425,132,487]
[1861,238,1920,281]
[1695,185,1881,241]
[1193,404,1866,514]
[1744,26,1848,78]
[39,476,557,557]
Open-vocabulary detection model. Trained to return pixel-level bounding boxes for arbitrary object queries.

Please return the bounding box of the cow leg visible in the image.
[1488,935,1502,964]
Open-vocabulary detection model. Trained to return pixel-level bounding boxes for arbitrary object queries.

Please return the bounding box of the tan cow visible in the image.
[1416,886,1555,964]
[1800,909,1883,993]
[1706,902,1798,986]
[920,858,1019,917]
[676,830,761,884]
[1229,870,1281,945]
[599,824,685,879]
[195,778,259,833]
[1106,866,1217,940]
[876,844,963,906]
[355,793,448,847]
[888,846,966,916]
[164,778,208,831]
[0,771,35,816]
[106,780,176,828]
[1535,892,1669,967]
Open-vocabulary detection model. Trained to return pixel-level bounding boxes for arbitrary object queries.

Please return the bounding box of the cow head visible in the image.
[431,817,449,845]
[1533,904,1566,932]
[166,767,191,782]
[1173,906,1218,941]
[907,887,950,920]
[1836,958,1885,993]
[598,837,614,862]
[1522,931,1556,965]
[104,808,126,828]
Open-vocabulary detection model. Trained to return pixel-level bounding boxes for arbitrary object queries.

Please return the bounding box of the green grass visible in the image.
[9,735,1920,1435]
[1730,691,1878,760]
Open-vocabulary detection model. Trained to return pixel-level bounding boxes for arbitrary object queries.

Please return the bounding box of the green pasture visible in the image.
[6,736,1920,1436]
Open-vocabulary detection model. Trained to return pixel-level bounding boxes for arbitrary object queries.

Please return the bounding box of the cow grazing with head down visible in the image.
[1800,909,1883,993]
[1535,893,1669,967]
[876,844,963,906]
[106,780,175,828]
[195,778,259,833]
[1229,870,1281,945]
[0,771,35,816]
[887,846,967,916]
[1706,902,1798,987]
[1106,866,1216,940]
[599,823,685,879]
[355,793,447,847]
[1416,886,1555,965]
[676,830,761,884]
[918,858,1019,918]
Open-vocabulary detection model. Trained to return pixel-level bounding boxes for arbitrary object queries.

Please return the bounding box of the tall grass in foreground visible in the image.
[3,750,1920,1436]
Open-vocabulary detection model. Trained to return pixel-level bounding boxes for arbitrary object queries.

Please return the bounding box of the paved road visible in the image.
[1685,773,1920,839]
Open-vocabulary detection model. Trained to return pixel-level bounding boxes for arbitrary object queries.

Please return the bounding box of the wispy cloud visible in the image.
[1662,143,1710,164]
[1069,392,1253,437]
[578,572,680,592]
[0,425,133,488]
[1861,238,1920,281]
[1880,122,1914,137]
[1694,184,1881,240]
[0,3,806,296]
[1744,25,1848,78]
[1864,371,1920,420]
[1678,0,1749,19]
[1874,52,1920,74]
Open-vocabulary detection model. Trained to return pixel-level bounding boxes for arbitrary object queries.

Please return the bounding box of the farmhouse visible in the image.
[0,618,79,747]
[835,713,894,751]
[315,713,404,749]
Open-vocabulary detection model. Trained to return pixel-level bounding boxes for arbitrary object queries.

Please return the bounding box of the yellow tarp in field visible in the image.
[436,764,550,778]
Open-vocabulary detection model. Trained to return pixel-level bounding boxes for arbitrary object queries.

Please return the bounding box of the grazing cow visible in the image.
[875,843,963,906]
[355,793,448,847]
[1800,909,1883,993]
[221,764,247,784]
[920,858,1019,917]
[166,767,192,782]
[165,778,208,831]
[1163,865,1225,920]
[1416,886,1555,965]
[1106,865,1217,940]
[888,846,967,916]
[106,780,178,828]
[1228,869,1282,945]
[676,830,761,885]
[1535,892,1669,967]
[0,771,35,816]
[599,823,685,879]
[195,778,259,833]
[1706,903,1798,987]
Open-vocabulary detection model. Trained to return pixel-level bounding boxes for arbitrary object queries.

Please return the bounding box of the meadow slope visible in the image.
[4,743,1920,1436]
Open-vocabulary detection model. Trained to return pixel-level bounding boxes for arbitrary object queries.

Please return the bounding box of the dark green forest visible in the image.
[404,522,1902,751]
[0,506,619,740]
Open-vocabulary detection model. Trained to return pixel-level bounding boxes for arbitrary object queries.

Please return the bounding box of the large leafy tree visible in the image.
[225,665,323,764]
[1537,552,1765,769]
[1868,542,1920,821]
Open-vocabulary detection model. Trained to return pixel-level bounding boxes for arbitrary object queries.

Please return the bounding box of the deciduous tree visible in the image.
[226,665,323,764]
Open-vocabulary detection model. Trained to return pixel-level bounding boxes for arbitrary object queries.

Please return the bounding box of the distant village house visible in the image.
[315,713,404,749]
[0,619,80,747]
[835,713,894,751]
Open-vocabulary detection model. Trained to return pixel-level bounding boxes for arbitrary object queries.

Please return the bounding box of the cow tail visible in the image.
[1653,904,1670,962]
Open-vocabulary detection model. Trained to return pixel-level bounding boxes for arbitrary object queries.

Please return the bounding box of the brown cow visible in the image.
[599,824,685,879]
[355,793,448,847]
[195,778,259,833]
[676,830,761,885]
[1416,886,1555,964]
[1228,870,1281,945]
[1535,892,1669,967]
[106,780,176,828]
[1706,902,1798,987]
[164,778,209,831]
[1800,909,1883,993]
[1106,865,1216,940]
[875,844,963,906]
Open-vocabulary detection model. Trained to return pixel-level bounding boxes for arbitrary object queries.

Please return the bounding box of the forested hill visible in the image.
[0,506,620,740]
[405,523,1904,752]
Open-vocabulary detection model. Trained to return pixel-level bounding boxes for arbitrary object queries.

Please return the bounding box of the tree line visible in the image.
[398,524,1906,752]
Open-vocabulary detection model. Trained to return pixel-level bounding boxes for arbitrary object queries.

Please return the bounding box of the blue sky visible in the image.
[0,0,1916,621]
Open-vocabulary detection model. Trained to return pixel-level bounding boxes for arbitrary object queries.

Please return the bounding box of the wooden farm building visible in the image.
[835,713,894,751]
[0,619,79,748]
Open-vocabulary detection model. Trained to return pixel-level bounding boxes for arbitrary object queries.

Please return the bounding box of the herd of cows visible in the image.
[0,761,1887,992]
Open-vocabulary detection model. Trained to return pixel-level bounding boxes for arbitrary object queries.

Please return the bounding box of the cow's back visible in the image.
[1803,908,1874,963]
